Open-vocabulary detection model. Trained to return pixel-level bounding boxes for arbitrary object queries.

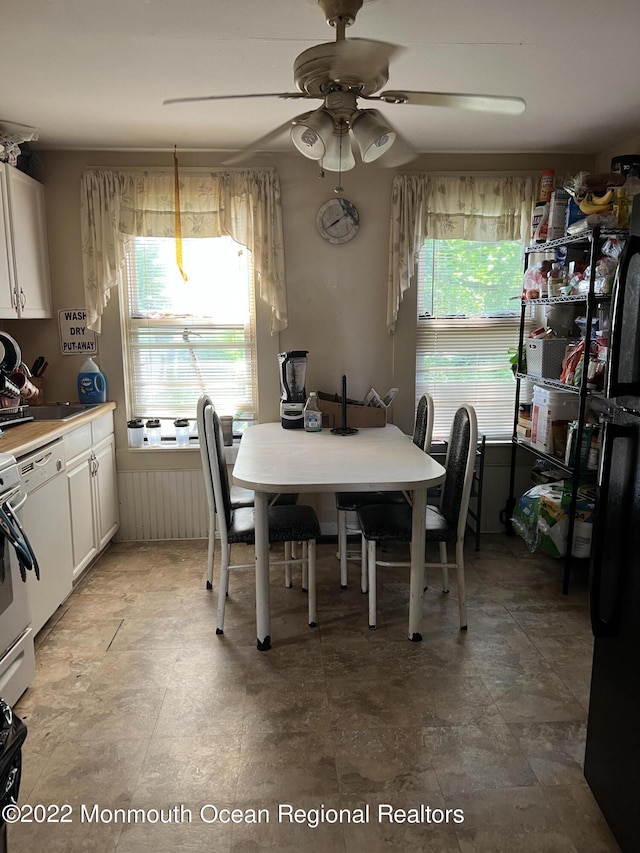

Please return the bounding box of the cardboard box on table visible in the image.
[317,391,387,429]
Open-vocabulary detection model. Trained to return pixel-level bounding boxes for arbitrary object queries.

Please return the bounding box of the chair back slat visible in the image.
[206,406,234,529]
[413,393,434,451]
[197,394,216,513]
[440,405,478,538]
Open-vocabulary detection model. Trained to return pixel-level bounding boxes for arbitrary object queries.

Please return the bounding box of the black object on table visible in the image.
[331,374,358,436]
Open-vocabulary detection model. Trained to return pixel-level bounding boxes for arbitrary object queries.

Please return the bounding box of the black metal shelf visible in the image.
[525,228,628,254]
[511,437,572,473]
[516,373,580,393]
[507,225,621,594]
[523,293,611,306]
[516,373,606,396]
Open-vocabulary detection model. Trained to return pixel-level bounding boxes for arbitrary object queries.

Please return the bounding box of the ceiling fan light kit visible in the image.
[291,105,394,170]
[165,0,525,169]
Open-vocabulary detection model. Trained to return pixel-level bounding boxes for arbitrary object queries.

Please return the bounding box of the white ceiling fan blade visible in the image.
[377,90,526,115]
[164,92,311,106]
[327,38,403,78]
[221,113,315,165]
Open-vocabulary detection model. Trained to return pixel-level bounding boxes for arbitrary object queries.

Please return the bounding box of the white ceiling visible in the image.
[2,0,640,159]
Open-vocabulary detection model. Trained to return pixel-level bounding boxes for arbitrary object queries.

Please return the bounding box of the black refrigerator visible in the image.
[584,213,640,852]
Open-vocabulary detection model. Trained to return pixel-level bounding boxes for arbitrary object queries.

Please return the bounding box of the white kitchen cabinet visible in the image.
[64,413,119,580]
[0,166,15,314]
[0,162,52,319]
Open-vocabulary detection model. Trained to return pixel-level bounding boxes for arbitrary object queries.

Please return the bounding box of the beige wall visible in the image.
[1,147,599,533]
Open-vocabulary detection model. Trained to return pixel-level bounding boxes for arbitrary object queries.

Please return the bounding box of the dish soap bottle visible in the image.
[304,392,322,432]
[77,357,107,404]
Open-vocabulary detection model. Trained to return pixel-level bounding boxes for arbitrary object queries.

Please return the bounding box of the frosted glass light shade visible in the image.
[351,110,396,162]
[321,131,356,172]
[290,110,335,160]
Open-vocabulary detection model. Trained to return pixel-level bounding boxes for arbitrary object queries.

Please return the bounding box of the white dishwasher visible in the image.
[19,439,73,635]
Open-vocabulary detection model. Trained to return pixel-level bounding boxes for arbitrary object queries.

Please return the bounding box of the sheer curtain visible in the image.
[387,173,537,331]
[80,168,288,333]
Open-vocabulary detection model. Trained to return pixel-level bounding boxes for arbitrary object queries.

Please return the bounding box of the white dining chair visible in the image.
[203,403,321,638]
[357,404,477,632]
[335,393,434,591]
[197,394,299,590]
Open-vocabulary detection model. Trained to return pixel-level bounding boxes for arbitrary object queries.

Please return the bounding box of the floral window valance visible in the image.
[387,173,537,332]
[80,168,287,333]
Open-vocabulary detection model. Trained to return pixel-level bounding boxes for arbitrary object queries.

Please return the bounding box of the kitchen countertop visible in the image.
[0,402,116,459]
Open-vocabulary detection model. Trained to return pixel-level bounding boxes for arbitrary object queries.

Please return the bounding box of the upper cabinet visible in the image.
[0,163,52,319]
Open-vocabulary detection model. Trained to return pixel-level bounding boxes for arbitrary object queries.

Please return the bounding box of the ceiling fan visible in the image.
[164,0,525,172]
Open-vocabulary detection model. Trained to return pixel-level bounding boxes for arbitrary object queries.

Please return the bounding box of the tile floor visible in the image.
[10,534,620,852]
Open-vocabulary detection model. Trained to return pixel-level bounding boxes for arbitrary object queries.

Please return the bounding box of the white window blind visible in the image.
[416,239,528,440]
[122,235,256,425]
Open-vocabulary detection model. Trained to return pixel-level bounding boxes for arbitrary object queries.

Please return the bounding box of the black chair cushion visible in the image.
[228,504,321,546]
[267,504,320,542]
[357,503,456,544]
[230,489,298,510]
[336,490,407,511]
[357,503,413,543]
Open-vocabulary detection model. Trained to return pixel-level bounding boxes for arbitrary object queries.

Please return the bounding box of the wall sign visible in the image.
[58,309,97,355]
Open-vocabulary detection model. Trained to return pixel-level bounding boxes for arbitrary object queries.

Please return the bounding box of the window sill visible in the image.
[126,440,240,463]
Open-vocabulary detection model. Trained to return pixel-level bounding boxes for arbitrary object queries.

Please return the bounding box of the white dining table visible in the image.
[233,422,446,650]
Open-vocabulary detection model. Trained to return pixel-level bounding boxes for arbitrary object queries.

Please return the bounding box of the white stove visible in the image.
[0,451,36,706]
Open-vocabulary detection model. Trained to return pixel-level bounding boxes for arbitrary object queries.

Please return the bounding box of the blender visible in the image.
[278,351,308,429]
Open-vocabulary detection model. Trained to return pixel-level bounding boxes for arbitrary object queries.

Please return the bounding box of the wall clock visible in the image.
[316,198,360,244]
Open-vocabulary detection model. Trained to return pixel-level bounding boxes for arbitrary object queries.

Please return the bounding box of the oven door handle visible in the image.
[0,497,39,582]
[7,488,27,513]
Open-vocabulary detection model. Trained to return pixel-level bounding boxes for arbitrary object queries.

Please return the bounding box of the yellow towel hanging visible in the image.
[173,147,188,282]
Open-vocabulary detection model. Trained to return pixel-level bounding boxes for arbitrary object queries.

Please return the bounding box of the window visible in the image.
[416,239,525,439]
[121,235,256,430]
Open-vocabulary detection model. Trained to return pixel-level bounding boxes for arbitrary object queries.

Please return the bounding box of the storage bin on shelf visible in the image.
[530,385,580,457]
[526,337,575,380]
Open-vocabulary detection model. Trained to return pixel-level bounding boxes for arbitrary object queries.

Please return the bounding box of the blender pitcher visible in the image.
[278,351,308,429]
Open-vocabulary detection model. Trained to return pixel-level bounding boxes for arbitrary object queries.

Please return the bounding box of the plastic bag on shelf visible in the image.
[563,172,590,200]
[511,481,596,559]
[580,256,618,295]
[522,261,552,299]
[601,237,624,259]
[560,340,584,386]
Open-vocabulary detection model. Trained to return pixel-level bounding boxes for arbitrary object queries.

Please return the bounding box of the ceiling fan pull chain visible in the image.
[335,124,344,194]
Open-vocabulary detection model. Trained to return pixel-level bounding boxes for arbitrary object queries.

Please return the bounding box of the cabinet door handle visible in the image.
[19,288,26,310]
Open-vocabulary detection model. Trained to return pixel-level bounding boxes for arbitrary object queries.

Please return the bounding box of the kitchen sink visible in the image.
[29,404,102,421]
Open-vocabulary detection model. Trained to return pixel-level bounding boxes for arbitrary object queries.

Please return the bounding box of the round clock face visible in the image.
[316,198,360,244]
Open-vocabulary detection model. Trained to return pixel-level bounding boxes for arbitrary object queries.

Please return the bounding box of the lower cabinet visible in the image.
[64,414,119,581]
